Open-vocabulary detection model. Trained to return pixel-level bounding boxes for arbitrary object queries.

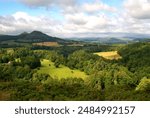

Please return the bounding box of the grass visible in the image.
[94,51,122,60]
[1,40,30,46]
[37,59,88,79]
[33,42,59,47]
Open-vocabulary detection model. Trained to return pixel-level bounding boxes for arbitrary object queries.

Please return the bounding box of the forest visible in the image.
[0,42,150,101]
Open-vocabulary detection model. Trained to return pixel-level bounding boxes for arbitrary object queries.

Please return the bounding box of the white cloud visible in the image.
[82,2,117,13]
[0,10,150,37]
[124,0,150,19]
[60,1,118,35]
[19,0,76,7]
[0,12,63,36]
[65,13,87,25]
[62,12,114,35]
[0,0,150,37]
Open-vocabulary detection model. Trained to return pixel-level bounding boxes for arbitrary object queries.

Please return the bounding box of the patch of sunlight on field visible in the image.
[94,51,122,60]
[33,42,59,47]
[37,59,88,79]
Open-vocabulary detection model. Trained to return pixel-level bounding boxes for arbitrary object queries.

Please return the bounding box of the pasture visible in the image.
[94,51,121,60]
[37,59,87,79]
[33,42,59,47]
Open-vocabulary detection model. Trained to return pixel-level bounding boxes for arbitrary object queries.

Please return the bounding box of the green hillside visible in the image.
[118,42,150,79]
[37,59,87,79]
[0,42,150,101]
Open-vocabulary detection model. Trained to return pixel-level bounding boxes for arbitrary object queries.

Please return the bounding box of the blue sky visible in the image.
[0,1,49,16]
[0,0,150,37]
[0,0,122,19]
[102,0,122,7]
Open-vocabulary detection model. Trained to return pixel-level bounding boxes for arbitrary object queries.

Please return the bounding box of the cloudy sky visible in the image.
[0,0,150,37]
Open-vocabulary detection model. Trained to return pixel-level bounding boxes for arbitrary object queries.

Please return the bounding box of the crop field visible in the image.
[37,59,87,79]
[33,42,59,47]
[94,51,122,60]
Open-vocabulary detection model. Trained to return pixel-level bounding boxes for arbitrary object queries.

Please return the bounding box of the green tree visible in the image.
[136,78,150,92]
[21,56,41,69]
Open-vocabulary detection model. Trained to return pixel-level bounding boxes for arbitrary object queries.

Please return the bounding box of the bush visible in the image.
[136,78,150,92]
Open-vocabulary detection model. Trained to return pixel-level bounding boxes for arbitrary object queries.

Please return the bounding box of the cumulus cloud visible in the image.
[18,0,76,7]
[61,1,118,34]
[65,13,87,25]
[124,0,150,19]
[0,0,150,37]
[82,2,117,13]
[0,10,150,37]
[0,12,63,36]
[19,0,117,14]
[62,12,115,35]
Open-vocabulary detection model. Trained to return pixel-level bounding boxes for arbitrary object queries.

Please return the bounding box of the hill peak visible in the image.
[30,31,44,35]
[0,30,66,43]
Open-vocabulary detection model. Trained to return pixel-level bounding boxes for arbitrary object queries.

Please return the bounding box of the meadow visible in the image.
[33,42,59,47]
[94,51,121,60]
[37,59,87,79]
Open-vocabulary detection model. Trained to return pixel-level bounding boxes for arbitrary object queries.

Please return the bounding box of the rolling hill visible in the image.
[0,31,66,43]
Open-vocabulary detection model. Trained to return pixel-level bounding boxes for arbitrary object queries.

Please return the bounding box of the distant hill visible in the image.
[0,35,18,41]
[1,31,149,45]
[0,31,65,43]
[68,37,129,44]
[133,38,150,42]
[65,32,150,44]
[103,38,127,44]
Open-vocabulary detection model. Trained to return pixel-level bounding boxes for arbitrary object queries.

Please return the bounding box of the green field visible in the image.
[94,51,122,60]
[37,59,88,79]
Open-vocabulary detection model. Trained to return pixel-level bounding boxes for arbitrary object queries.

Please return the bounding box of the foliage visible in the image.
[136,78,150,92]
[21,56,41,69]
[0,42,149,101]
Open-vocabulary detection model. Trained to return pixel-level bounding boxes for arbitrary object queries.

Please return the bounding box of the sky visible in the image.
[0,0,150,37]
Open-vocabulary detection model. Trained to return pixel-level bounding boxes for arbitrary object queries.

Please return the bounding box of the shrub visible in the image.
[136,78,150,92]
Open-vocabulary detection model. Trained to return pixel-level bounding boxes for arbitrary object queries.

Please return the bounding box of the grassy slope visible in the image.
[94,51,121,60]
[33,42,60,47]
[37,59,87,79]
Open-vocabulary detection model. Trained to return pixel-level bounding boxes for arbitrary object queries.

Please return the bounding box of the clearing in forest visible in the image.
[37,59,88,79]
[94,51,121,60]
[33,42,59,47]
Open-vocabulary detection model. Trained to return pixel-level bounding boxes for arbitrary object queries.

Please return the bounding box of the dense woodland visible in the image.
[0,42,150,100]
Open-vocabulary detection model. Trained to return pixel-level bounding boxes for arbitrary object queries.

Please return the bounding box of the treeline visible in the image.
[31,44,115,57]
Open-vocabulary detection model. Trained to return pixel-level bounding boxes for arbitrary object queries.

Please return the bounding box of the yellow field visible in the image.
[33,42,59,47]
[94,51,121,60]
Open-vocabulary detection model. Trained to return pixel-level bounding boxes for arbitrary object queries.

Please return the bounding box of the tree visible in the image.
[21,56,41,69]
[136,78,150,92]
[1,55,9,63]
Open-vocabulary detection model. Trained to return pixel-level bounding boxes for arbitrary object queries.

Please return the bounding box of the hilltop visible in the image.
[0,31,65,43]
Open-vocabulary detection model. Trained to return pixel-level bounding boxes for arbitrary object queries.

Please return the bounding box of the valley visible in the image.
[0,31,150,101]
